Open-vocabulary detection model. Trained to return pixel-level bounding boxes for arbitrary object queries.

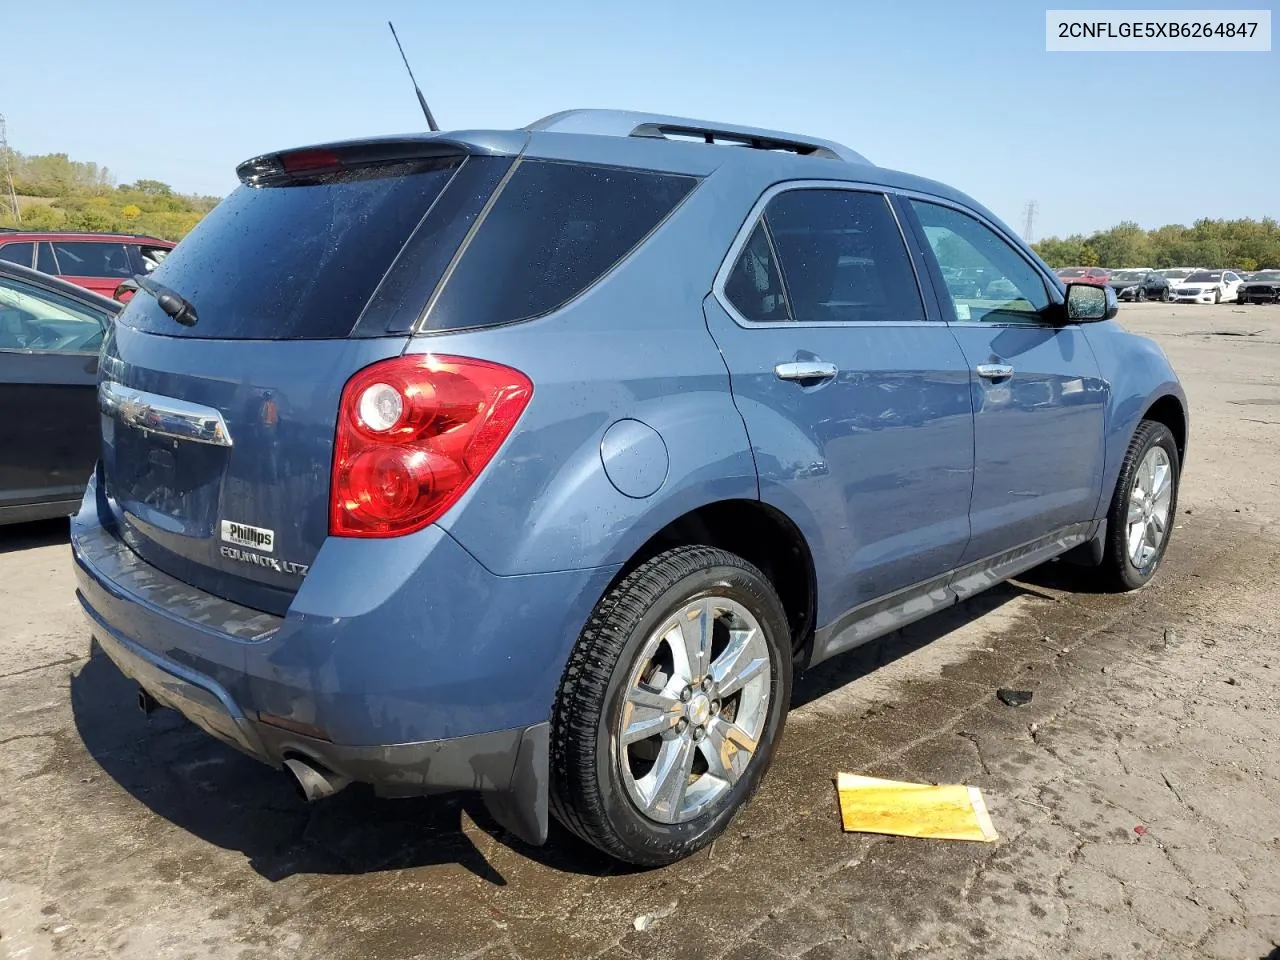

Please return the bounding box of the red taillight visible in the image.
[330,355,532,538]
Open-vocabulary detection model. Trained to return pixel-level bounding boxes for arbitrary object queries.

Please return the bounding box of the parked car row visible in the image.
[1053,265,1278,304]
[0,229,174,301]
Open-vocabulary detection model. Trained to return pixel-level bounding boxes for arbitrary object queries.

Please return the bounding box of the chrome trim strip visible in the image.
[98,381,233,447]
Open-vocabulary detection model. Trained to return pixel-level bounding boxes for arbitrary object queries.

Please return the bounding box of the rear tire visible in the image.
[550,546,792,866]
[1095,420,1180,592]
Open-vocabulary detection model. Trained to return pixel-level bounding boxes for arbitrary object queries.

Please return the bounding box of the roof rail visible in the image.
[526,109,870,165]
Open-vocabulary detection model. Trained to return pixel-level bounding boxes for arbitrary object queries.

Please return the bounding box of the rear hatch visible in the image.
[98,142,509,614]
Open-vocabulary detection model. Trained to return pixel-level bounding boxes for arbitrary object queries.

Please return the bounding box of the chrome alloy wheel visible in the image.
[614,597,772,824]
[1127,446,1173,569]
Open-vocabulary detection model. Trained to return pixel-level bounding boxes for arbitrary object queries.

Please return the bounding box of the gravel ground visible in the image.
[1,300,1278,960]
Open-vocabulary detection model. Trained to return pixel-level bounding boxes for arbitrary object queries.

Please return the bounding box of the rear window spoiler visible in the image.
[236,131,528,186]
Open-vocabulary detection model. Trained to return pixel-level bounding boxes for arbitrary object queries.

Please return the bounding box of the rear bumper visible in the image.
[72,472,618,844]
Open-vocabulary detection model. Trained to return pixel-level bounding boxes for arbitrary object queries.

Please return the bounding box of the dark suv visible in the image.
[0,231,174,300]
[72,110,1187,865]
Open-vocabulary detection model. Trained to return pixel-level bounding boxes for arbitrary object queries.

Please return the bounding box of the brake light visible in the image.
[280,148,343,174]
[330,355,532,537]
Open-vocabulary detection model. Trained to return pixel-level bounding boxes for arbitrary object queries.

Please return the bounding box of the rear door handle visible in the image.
[775,361,838,382]
[975,363,1015,381]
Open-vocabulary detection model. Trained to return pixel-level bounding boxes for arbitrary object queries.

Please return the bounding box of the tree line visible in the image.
[0,149,219,241]
[1032,218,1280,271]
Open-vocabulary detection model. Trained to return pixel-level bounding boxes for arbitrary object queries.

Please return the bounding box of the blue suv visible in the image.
[72,110,1187,866]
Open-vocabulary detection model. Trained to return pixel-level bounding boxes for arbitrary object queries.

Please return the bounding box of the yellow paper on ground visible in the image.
[836,773,998,842]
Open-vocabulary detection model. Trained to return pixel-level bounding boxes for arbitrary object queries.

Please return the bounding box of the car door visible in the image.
[0,272,108,518]
[903,198,1107,566]
[703,185,974,650]
[1222,271,1241,300]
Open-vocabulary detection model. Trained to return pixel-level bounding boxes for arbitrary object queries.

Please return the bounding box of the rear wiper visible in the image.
[132,274,199,328]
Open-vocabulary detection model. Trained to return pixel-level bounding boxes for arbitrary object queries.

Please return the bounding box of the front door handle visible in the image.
[975,363,1015,381]
[775,361,838,383]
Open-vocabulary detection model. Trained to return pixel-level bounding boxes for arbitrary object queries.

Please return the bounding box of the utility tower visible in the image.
[1021,200,1038,244]
[0,115,20,223]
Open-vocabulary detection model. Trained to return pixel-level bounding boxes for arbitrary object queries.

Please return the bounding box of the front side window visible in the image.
[760,189,925,324]
[51,241,133,279]
[0,275,108,353]
[911,200,1050,324]
[0,242,34,268]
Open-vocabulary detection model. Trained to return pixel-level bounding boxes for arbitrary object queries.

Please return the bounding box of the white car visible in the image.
[1171,270,1243,304]
[1156,267,1202,284]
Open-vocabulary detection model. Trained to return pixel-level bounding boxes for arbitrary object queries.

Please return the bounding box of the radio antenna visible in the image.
[388,21,439,132]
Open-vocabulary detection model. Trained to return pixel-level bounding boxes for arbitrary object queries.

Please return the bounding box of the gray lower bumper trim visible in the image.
[85,593,550,846]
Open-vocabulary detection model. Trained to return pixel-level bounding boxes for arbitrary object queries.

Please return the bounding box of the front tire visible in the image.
[1096,420,1180,591]
[550,546,792,866]
[1214,289,1222,304]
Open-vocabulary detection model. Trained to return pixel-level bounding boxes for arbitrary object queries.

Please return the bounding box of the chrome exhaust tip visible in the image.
[283,757,350,802]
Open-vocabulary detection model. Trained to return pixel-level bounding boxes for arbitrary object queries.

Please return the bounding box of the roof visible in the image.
[0,230,173,245]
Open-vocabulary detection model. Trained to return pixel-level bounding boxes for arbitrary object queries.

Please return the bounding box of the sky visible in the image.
[2,0,1276,239]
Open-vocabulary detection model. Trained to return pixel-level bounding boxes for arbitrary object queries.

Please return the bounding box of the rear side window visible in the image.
[122,158,461,339]
[0,242,34,268]
[424,160,697,331]
[52,241,133,278]
[763,190,926,324]
[724,223,791,322]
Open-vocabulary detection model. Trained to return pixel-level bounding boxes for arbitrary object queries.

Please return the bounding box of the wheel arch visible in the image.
[1141,393,1188,464]
[604,498,817,660]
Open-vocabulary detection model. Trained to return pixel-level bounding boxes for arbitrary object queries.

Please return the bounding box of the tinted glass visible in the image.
[763,190,924,324]
[1185,272,1219,282]
[36,242,57,274]
[0,242,34,267]
[51,241,132,278]
[724,222,791,322]
[425,160,696,331]
[910,201,1050,324]
[0,274,108,353]
[122,158,461,339]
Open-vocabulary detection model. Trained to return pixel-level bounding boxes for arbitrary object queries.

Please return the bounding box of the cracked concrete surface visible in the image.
[1,301,1278,960]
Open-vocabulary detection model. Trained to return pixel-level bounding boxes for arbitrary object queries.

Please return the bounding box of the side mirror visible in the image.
[114,278,139,303]
[1065,282,1118,322]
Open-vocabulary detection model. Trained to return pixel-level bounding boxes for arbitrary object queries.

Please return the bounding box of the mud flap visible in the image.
[1062,520,1107,567]
[482,721,550,846]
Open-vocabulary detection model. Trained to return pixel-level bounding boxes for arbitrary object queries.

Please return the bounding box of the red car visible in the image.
[1055,266,1111,286]
[0,230,175,300]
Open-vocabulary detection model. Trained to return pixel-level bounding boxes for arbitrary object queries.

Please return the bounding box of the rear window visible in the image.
[121,158,461,339]
[423,160,697,331]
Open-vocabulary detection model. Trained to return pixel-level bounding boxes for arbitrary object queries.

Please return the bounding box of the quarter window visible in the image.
[425,161,697,331]
[762,189,925,324]
[910,200,1050,324]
